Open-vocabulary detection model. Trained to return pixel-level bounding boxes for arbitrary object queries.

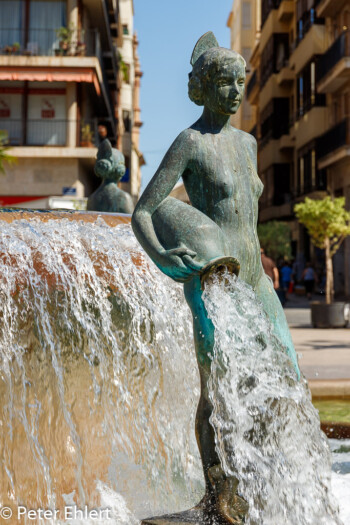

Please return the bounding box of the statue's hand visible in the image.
[159,244,203,283]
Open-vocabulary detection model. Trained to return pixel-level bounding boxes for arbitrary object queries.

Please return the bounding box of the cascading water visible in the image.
[203,273,343,525]
[0,217,202,523]
[0,216,348,524]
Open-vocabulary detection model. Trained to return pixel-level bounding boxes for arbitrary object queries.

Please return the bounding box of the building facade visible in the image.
[227,0,261,132]
[243,0,350,297]
[117,0,144,204]
[0,0,143,208]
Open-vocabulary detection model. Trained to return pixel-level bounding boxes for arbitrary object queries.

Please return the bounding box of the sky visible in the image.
[133,0,233,190]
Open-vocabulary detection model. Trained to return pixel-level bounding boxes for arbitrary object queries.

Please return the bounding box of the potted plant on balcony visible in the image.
[3,43,20,55]
[294,196,350,327]
[13,42,20,54]
[55,26,73,55]
[80,123,94,147]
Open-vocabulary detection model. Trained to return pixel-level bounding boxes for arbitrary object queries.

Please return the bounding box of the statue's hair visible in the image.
[188,48,246,106]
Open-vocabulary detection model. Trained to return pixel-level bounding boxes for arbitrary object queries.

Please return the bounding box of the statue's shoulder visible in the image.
[175,127,199,144]
[233,127,257,147]
[167,128,200,157]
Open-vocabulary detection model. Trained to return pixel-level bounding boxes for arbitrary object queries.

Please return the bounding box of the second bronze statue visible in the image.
[87,139,134,214]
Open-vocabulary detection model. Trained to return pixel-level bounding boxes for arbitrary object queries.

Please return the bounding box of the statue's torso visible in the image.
[87,182,134,214]
[182,127,263,285]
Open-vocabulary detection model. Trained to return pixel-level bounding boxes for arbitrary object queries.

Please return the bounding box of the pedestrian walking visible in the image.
[260,248,279,290]
[302,262,318,300]
[281,261,293,292]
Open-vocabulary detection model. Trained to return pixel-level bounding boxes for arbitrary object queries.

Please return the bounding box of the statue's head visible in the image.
[188,32,246,115]
[94,139,126,181]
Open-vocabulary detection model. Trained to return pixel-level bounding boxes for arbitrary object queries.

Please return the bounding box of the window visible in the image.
[0,0,24,50]
[242,2,251,29]
[260,98,289,148]
[296,59,326,118]
[29,0,66,55]
[122,24,129,35]
[260,33,289,88]
[122,110,131,132]
[27,82,66,145]
[0,0,67,56]
[298,141,326,195]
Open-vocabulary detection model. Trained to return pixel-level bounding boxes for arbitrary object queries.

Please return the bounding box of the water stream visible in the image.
[0,218,348,524]
[203,274,342,524]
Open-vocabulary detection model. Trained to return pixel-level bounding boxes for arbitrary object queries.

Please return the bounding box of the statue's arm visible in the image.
[132,132,194,269]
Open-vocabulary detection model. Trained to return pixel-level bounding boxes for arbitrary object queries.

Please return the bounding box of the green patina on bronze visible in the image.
[132,32,300,524]
[87,139,134,214]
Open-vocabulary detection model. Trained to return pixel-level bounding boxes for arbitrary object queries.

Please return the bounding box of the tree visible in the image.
[257,221,292,262]
[294,196,350,304]
[0,131,16,174]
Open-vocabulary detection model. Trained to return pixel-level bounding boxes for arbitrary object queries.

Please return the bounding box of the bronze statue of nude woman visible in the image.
[132,32,300,525]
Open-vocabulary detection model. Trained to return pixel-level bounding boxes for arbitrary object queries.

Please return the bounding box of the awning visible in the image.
[0,68,100,95]
[0,195,49,207]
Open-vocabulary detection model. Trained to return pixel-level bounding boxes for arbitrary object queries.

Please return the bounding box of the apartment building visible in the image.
[227,0,261,133]
[117,0,144,203]
[0,0,142,208]
[244,0,350,296]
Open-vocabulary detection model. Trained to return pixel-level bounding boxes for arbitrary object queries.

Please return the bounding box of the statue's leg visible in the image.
[183,277,248,525]
[254,273,300,379]
[183,276,219,492]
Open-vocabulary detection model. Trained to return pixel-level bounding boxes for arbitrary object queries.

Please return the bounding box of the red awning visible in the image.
[0,68,100,95]
[0,195,49,206]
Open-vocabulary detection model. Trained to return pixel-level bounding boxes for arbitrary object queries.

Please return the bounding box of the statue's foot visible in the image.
[208,465,248,525]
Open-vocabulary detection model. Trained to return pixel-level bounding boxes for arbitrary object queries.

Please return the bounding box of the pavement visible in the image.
[283,292,350,397]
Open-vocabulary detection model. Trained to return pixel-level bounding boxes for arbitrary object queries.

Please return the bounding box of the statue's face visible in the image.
[203,56,246,115]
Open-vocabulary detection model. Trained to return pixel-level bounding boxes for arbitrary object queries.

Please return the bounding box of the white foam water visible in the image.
[0,218,202,521]
[0,218,348,524]
[202,273,343,525]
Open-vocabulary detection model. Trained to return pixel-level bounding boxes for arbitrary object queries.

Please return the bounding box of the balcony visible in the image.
[0,118,112,148]
[317,119,350,168]
[261,0,282,30]
[0,28,99,58]
[294,106,328,149]
[277,0,294,22]
[0,27,116,135]
[317,31,350,93]
[290,24,326,73]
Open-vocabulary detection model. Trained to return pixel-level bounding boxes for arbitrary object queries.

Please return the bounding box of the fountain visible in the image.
[0,210,347,525]
[0,32,348,525]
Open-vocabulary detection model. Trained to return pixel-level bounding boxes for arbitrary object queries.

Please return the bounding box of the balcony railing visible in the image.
[246,70,257,99]
[317,118,350,159]
[295,7,324,47]
[0,28,99,57]
[316,31,350,83]
[0,119,114,147]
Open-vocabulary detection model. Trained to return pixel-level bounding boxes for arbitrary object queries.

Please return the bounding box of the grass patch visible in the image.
[313,399,350,423]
